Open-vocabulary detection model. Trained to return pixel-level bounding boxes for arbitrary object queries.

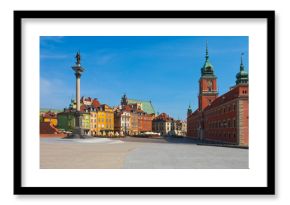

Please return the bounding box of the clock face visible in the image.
[207,80,212,87]
[207,80,213,91]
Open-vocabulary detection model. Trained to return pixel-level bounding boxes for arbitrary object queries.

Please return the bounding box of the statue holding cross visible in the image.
[75,51,81,65]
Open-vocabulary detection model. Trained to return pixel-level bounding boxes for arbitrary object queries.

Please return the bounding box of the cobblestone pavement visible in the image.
[122,139,248,169]
[40,136,248,169]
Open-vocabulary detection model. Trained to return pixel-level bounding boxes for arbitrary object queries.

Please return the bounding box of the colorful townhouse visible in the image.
[120,94,155,134]
[96,104,114,135]
[40,110,58,127]
[57,108,90,134]
[152,113,174,136]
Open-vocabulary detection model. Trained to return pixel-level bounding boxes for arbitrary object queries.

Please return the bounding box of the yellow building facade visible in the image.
[43,117,58,127]
[87,104,114,136]
[40,111,58,127]
[89,109,98,135]
[97,104,114,135]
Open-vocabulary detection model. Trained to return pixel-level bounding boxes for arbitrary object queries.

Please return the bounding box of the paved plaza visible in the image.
[40,136,248,169]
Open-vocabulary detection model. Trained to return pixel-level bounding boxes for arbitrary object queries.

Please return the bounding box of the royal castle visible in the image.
[187,44,249,147]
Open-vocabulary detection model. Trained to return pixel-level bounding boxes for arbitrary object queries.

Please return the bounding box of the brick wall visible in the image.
[238,99,249,146]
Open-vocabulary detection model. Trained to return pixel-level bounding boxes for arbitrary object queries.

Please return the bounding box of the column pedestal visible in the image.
[64,111,92,139]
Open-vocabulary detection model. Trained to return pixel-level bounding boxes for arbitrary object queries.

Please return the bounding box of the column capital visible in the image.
[75,73,82,78]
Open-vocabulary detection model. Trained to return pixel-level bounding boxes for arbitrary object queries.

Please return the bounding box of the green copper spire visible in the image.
[240,52,245,71]
[205,41,209,60]
[236,53,248,85]
[201,41,215,76]
[187,104,192,115]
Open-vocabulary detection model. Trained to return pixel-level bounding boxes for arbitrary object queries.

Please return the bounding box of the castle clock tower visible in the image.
[198,42,218,111]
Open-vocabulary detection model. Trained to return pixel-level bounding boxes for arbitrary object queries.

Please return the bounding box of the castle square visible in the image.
[40,136,248,169]
[40,36,249,169]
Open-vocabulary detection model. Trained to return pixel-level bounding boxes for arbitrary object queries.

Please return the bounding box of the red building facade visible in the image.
[187,46,249,146]
[114,97,155,135]
[138,111,154,132]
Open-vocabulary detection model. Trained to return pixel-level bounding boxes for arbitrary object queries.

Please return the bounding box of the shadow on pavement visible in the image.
[119,136,201,145]
[119,136,248,149]
[164,136,201,144]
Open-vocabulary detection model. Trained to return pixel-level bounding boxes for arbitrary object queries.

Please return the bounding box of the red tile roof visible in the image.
[204,84,248,111]
[92,98,101,108]
[42,111,57,119]
[40,122,60,134]
[80,104,87,112]
[154,112,173,121]
[122,105,133,112]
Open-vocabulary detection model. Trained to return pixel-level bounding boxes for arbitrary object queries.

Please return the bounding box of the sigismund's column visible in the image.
[73,52,82,112]
[65,52,90,139]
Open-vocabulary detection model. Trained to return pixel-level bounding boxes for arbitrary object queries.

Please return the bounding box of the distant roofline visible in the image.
[100,104,112,108]
[204,83,248,111]
[127,98,155,114]
[128,98,151,103]
[189,83,248,114]
[40,108,63,112]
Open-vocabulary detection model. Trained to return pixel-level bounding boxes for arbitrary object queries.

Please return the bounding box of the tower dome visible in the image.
[236,53,248,85]
[201,41,215,76]
[187,104,192,116]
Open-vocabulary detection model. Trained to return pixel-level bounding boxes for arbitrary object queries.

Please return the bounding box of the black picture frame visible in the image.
[14,10,275,195]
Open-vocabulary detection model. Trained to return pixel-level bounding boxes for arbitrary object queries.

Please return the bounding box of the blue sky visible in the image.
[40,36,248,120]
